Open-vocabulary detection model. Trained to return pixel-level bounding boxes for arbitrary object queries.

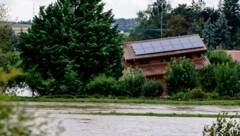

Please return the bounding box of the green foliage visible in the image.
[86,74,118,96]
[0,94,59,136]
[185,88,206,100]
[198,65,217,92]
[199,53,240,97]
[166,14,188,36]
[203,113,240,136]
[120,68,146,97]
[214,63,240,97]
[170,88,205,101]
[172,3,202,24]
[165,57,198,95]
[170,88,219,101]
[202,14,232,49]
[200,7,220,22]
[142,80,163,97]
[0,3,22,91]
[207,50,233,64]
[188,18,204,36]
[17,0,123,95]
[222,0,240,42]
[129,0,171,40]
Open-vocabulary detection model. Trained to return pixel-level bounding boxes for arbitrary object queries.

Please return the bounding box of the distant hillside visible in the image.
[113,18,139,33]
[15,19,139,33]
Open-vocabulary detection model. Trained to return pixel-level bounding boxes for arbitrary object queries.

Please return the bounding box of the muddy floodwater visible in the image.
[25,102,240,136]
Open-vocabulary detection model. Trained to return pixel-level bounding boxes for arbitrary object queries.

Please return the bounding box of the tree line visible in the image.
[129,0,240,50]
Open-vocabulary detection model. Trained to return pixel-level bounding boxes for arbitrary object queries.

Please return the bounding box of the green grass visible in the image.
[18,97,240,106]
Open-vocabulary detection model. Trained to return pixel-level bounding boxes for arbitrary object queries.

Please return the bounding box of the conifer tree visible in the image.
[202,14,232,49]
[222,0,240,42]
[17,0,123,95]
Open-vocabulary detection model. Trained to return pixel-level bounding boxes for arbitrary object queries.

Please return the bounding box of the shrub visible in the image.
[204,92,219,100]
[203,113,240,136]
[142,80,163,97]
[165,57,199,95]
[198,65,217,92]
[170,92,187,100]
[86,74,118,96]
[120,68,146,97]
[207,50,233,64]
[185,88,206,100]
[214,63,240,97]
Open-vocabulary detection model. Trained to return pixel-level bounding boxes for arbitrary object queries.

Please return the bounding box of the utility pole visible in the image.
[160,3,163,38]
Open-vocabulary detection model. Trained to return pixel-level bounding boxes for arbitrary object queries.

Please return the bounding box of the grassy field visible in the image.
[18,97,240,106]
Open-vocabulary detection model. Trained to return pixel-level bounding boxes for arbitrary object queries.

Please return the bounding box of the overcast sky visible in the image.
[1,0,219,21]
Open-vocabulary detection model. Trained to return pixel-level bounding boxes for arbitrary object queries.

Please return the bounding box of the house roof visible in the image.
[136,56,210,77]
[124,35,207,60]
[226,50,240,62]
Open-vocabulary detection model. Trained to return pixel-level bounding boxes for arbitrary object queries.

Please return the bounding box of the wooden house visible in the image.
[123,35,210,92]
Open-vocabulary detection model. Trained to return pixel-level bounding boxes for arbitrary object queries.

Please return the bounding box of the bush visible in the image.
[120,68,146,97]
[185,88,206,100]
[204,92,219,100]
[170,92,187,100]
[142,80,163,97]
[165,57,199,95]
[86,74,118,96]
[203,113,240,136]
[207,50,233,64]
[214,63,240,97]
[198,65,217,92]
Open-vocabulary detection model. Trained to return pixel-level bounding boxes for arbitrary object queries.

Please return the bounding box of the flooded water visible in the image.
[25,102,240,136]
[47,114,215,136]
[26,102,240,115]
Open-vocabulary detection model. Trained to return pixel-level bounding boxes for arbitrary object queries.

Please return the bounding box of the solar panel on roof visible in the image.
[153,46,165,52]
[180,38,190,43]
[192,41,204,48]
[173,44,184,50]
[144,48,155,54]
[143,43,152,48]
[189,36,202,42]
[160,40,171,46]
[183,43,193,48]
[134,49,145,55]
[131,35,205,56]
[131,43,142,49]
[170,39,181,45]
[151,41,161,47]
[164,44,174,52]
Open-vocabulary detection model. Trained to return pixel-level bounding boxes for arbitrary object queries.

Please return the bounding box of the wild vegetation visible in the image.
[203,113,240,136]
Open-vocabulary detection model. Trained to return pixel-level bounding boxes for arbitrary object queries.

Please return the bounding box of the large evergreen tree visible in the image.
[222,0,240,43]
[202,14,232,49]
[17,0,123,95]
